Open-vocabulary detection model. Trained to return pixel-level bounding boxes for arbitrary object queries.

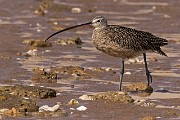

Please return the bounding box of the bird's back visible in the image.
[92,25,168,58]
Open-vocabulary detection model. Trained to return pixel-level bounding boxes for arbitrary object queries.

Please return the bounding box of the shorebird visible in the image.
[45,16,168,91]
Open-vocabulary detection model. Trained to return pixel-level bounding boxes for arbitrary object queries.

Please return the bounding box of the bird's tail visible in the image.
[156,47,167,56]
[156,38,168,46]
[153,38,168,56]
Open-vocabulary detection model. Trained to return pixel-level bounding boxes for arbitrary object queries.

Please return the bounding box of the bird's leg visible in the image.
[119,58,124,91]
[143,53,152,86]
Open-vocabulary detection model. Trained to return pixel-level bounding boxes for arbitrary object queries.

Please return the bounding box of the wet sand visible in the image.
[0,0,180,119]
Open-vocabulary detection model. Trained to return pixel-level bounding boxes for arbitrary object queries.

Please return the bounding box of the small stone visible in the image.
[90,91,134,103]
[150,57,158,62]
[56,93,61,96]
[57,37,82,46]
[125,71,131,75]
[134,99,146,105]
[53,22,58,25]
[44,50,51,53]
[51,25,64,31]
[105,68,112,71]
[39,104,60,112]
[79,95,94,100]
[164,14,170,18]
[68,99,79,105]
[11,108,18,114]
[126,58,144,64]
[26,49,38,56]
[23,39,52,47]
[76,106,87,111]
[72,7,81,13]
[70,108,75,110]
[37,29,42,32]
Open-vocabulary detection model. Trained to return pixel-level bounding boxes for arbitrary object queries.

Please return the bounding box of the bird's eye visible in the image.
[96,20,101,22]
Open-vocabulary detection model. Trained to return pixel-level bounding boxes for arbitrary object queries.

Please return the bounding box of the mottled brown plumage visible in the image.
[92,16,168,59]
[45,16,168,91]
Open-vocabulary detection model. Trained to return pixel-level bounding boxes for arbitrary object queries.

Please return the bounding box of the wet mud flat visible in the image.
[0,0,180,119]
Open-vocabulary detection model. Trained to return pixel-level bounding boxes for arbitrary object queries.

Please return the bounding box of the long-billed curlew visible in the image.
[45,16,168,91]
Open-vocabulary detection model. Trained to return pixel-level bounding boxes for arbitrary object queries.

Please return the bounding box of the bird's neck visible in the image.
[95,25,108,30]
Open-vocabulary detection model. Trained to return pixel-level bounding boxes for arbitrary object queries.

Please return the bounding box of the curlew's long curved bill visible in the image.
[45,21,92,42]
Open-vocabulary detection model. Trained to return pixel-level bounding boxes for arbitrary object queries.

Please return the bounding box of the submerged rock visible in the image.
[68,99,79,105]
[0,85,56,99]
[23,49,38,57]
[32,68,57,83]
[51,66,116,79]
[34,0,54,16]
[0,93,38,112]
[124,82,153,93]
[57,37,82,45]
[32,109,68,118]
[23,39,52,47]
[39,103,61,112]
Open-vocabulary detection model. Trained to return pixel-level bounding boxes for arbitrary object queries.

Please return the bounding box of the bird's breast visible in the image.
[92,30,142,59]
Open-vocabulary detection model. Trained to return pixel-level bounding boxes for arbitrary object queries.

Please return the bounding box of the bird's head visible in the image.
[92,16,108,29]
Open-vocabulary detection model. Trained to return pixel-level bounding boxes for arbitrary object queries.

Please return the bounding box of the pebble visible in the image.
[39,104,60,112]
[25,49,38,56]
[68,99,79,105]
[76,106,87,111]
[125,58,144,64]
[124,71,131,75]
[71,7,81,13]
[134,99,155,107]
[44,50,51,53]
[79,95,94,100]
[70,108,75,110]
[56,93,61,96]
[105,68,112,71]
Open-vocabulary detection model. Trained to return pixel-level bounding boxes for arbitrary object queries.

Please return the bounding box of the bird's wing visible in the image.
[108,26,159,52]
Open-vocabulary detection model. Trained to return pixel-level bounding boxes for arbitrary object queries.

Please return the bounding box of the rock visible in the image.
[39,103,61,112]
[68,99,79,105]
[125,57,144,64]
[33,109,68,118]
[76,106,87,111]
[71,7,81,13]
[124,82,153,93]
[32,68,57,83]
[34,0,54,16]
[0,93,38,112]
[23,39,52,47]
[52,66,116,79]
[52,66,91,79]
[79,95,94,100]
[150,56,158,62]
[88,91,134,103]
[57,37,82,45]
[124,71,131,75]
[134,99,156,107]
[51,25,64,31]
[23,49,38,57]
[0,85,56,99]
